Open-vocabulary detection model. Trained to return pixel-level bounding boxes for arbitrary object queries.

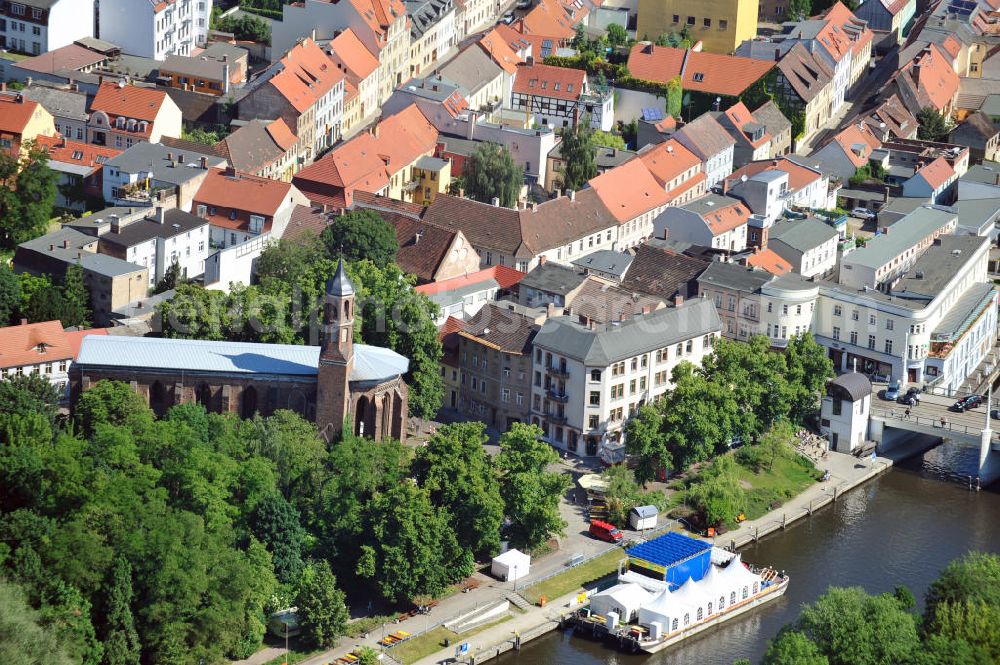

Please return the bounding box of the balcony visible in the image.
[546,389,569,403]
[547,364,570,378]
[546,411,568,424]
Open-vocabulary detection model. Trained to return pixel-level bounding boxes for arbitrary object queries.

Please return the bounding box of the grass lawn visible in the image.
[390,616,512,665]
[735,455,819,521]
[521,549,624,606]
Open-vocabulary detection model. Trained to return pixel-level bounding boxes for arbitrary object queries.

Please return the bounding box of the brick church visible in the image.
[71,260,409,442]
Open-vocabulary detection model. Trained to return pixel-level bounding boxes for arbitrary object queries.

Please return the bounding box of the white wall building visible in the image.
[819,372,872,453]
[653,194,750,253]
[767,217,840,279]
[529,300,722,457]
[0,0,93,55]
[99,0,211,60]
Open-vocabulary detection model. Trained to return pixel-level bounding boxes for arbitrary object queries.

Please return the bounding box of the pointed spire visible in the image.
[326,258,355,297]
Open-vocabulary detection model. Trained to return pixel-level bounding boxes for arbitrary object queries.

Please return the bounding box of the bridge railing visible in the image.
[870,407,991,438]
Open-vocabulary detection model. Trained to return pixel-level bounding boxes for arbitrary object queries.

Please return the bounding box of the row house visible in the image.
[891,43,959,117]
[99,0,211,60]
[0,0,92,55]
[493,0,576,59]
[192,167,310,249]
[239,38,345,166]
[216,119,301,182]
[713,101,773,169]
[725,157,832,221]
[766,216,840,278]
[68,206,210,287]
[0,321,103,399]
[273,0,409,106]
[853,0,915,44]
[636,138,708,206]
[811,121,883,181]
[436,45,506,117]
[102,141,226,210]
[773,43,835,151]
[327,29,381,137]
[949,111,1000,164]
[862,94,918,141]
[510,61,614,131]
[530,300,722,457]
[899,157,958,204]
[158,50,242,97]
[35,135,121,211]
[653,193,751,253]
[87,82,182,149]
[21,85,89,144]
[453,0,500,42]
[672,113,735,188]
[0,91,54,157]
[587,158,669,250]
[407,0,456,78]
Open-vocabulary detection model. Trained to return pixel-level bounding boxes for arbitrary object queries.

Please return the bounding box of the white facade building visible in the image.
[0,0,93,55]
[819,372,872,453]
[99,0,211,60]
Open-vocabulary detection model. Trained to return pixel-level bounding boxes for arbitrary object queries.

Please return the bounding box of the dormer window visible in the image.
[35,343,48,354]
[693,73,705,82]
[249,215,265,234]
[116,117,126,129]
[229,210,237,220]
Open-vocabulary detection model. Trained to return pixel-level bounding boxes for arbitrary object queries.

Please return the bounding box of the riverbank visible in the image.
[411,450,894,665]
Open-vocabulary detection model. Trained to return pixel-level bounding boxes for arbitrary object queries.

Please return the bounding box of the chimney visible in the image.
[20,318,27,326]
[155,206,165,224]
[167,151,173,161]
[539,255,547,265]
[62,239,70,249]
[531,202,538,212]
[491,196,501,207]
[49,244,54,251]
[415,229,424,244]
[177,153,185,164]
[642,305,652,314]
[224,165,237,177]
[0,82,5,92]
[674,293,684,306]
[25,76,31,87]
[200,156,208,169]
[222,62,231,95]
[569,189,576,201]
[70,82,79,92]
[458,188,465,198]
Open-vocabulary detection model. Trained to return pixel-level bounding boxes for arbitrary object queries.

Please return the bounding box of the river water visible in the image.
[501,442,1000,665]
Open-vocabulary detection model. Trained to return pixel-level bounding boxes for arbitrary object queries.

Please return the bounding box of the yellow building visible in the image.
[412,156,451,205]
[637,0,758,54]
[0,94,55,159]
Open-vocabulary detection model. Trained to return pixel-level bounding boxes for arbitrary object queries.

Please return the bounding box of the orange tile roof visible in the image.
[347,0,406,44]
[193,168,295,228]
[266,118,299,152]
[373,104,438,175]
[512,62,586,101]
[724,102,771,148]
[0,320,73,369]
[415,265,526,296]
[627,44,775,97]
[637,139,702,189]
[902,44,958,112]
[746,248,792,275]
[328,28,380,82]
[823,2,875,58]
[438,315,468,341]
[813,14,852,63]
[0,95,43,136]
[588,158,670,223]
[831,122,882,168]
[478,28,523,75]
[294,132,389,193]
[90,82,168,123]
[665,171,706,202]
[520,0,576,40]
[269,38,345,114]
[727,157,823,193]
[940,35,962,60]
[914,157,955,189]
[65,328,109,360]
[35,135,121,170]
[699,199,751,235]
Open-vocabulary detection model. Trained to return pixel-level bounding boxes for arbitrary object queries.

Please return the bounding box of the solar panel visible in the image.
[641,107,664,122]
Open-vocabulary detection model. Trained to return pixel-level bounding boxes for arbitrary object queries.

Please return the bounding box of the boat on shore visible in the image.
[570,532,789,654]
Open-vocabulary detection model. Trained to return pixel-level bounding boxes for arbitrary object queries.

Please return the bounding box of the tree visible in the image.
[60,264,91,328]
[602,464,642,527]
[558,122,597,191]
[496,423,571,550]
[763,630,829,665]
[685,455,747,527]
[0,140,58,249]
[624,404,671,485]
[355,646,380,665]
[464,143,523,207]
[412,422,504,557]
[606,23,628,46]
[924,552,1000,661]
[0,263,21,325]
[0,579,73,665]
[321,209,399,265]
[250,493,306,584]
[592,130,627,150]
[73,379,154,437]
[787,0,812,20]
[102,557,141,665]
[660,363,742,467]
[917,106,952,142]
[39,580,103,665]
[0,373,61,425]
[785,333,835,424]
[295,561,350,648]
[153,261,183,295]
[214,13,271,45]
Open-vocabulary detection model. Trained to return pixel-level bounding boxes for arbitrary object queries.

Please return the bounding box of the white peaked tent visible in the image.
[590,583,653,622]
[718,555,763,604]
[637,589,690,632]
[491,549,530,581]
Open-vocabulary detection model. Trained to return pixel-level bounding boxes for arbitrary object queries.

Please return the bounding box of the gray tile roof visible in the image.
[437,44,502,96]
[571,249,633,278]
[960,161,1000,186]
[752,101,792,136]
[218,120,292,173]
[460,303,539,353]
[672,113,736,161]
[407,0,454,39]
[519,262,587,295]
[21,85,88,121]
[768,217,839,253]
[891,235,990,304]
[697,261,774,293]
[106,141,227,185]
[97,209,207,248]
[954,198,1000,234]
[532,299,721,365]
[846,206,957,269]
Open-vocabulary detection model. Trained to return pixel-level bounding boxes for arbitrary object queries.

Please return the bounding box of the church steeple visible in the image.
[316,259,355,443]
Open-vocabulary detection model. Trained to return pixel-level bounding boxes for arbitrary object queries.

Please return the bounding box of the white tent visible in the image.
[637,589,692,633]
[590,583,653,622]
[491,549,530,581]
[718,556,763,604]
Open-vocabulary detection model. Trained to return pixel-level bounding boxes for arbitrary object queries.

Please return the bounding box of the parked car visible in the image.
[951,394,983,412]
[852,207,877,220]
[516,0,532,8]
[992,409,1000,420]
[589,520,623,543]
[898,387,921,406]
[884,380,901,401]
[502,11,515,23]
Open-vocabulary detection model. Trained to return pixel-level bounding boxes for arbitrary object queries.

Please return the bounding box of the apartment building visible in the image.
[239,38,345,166]
[635,139,708,205]
[34,135,120,211]
[712,101,772,169]
[407,0,456,78]
[102,141,226,210]
[854,0,915,43]
[891,44,959,116]
[454,0,499,40]
[327,29,381,137]
[437,45,505,116]
[766,217,839,278]
[636,0,757,54]
[0,0,92,55]
[21,84,89,143]
[217,119,300,182]
[458,303,539,430]
[273,0,409,106]
[697,261,774,340]
[99,0,211,60]
[672,113,736,188]
[87,82,183,148]
[530,300,722,457]
[510,61,614,131]
[773,43,835,149]
[653,194,751,252]
[587,158,669,250]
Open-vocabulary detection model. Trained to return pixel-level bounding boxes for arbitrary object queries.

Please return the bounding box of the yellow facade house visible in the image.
[636,0,758,54]
[0,94,55,159]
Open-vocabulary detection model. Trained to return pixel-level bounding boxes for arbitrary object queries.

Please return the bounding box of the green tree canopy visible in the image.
[464,142,523,207]
[102,557,141,665]
[214,13,271,45]
[763,629,829,665]
[0,579,73,665]
[0,263,21,325]
[321,209,399,265]
[917,106,953,142]
[558,121,598,191]
[0,140,58,250]
[295,560,349,648]
[606,22,628,46]
[787,0,812,20]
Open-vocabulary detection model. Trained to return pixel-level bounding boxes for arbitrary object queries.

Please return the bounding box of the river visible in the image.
[501,442,1000,665]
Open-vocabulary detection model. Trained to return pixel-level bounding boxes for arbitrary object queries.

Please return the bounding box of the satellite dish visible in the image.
[741,174,748,182]
[117,78,126,88]
[666,145,673,153]
[879,122,886,129]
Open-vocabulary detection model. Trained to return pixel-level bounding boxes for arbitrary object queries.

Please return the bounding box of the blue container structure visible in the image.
[625,532,712,588]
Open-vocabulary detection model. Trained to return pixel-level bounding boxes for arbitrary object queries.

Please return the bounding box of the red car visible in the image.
[589,520,623,543]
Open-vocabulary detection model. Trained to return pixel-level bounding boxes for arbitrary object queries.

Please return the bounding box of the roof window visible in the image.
[693,72,704,82]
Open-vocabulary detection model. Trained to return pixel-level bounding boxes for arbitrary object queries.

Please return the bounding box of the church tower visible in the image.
[316,259,355,443]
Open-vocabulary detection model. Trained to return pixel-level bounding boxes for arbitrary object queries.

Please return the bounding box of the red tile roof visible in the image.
[266,118,299,151]
[478,29,523,75]
[726,157,823,194]
[830,122,882,168]
[512,62,586,101]
[914,157,955,189]
[65,328,108,360]
[293,132,389,206]
[268,38,344,114]
[193,168,295,231]
[415,265,526,295]
[724,101,771,148]
[328,28,380,82]
[899,44,958,113]
[0,95,45,136]
[637,139,702,189]
[91,82,169,123]
[438,315,467,341]
[746,248,792,275]
[520,0,576,40]
[627,44,775,97]
[699,198,751,234]
[372,104,438,175]
[588,158,670,223]
[0,320,73,369]
[35,135,121,172]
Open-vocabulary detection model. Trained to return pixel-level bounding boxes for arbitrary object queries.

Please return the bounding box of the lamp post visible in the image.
[512,563,518,592]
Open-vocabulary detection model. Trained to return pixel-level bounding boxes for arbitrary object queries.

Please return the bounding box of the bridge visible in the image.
[868,388,1000,484]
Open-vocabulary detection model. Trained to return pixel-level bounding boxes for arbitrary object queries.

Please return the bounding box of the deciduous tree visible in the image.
[464,143,523,207]
[558,122,597,191]
[0,140,58,250]
[102,557,141,665]
[321,209,399,266]
[295,561,349,648]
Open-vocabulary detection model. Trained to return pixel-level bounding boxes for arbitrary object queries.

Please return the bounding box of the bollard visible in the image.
[782,513,786,529]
